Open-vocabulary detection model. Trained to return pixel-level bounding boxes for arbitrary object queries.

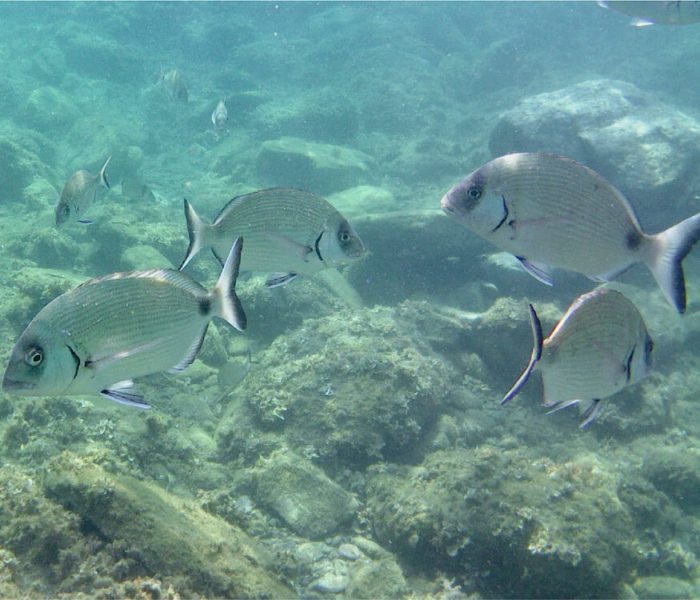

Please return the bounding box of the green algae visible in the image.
[43,451,293,598]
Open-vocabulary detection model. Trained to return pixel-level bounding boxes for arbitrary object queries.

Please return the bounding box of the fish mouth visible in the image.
[1,374,31,392]
[440,194,455,215]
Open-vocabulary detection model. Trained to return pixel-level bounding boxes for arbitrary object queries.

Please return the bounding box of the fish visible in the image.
[179,187,366,287]
[502,288,653,428]
[599,1,700,26]
[162,69,188,103]
[2,239,246,409]
[55,156,111,226]
[211,99,228,130]
[440,152,700,313]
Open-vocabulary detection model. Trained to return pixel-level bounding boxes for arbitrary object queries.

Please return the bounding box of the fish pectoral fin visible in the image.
[101,381,150,409]
[515,257,554,286]
[265,273,297,288]
[85,341,160,372]
[78,219,94,225]
[262,232,313,261]
[545,398,581,415]
[579,399,602,429]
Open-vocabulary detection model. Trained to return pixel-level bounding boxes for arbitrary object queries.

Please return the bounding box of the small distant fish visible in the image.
[211,99,228,130]
[2,239,246,409]
[599,1,700,26]
[161,69,188,103]
[55,156,111,226]
[180,187,366,287]
[502,288,653,428]
[440,152,700,313]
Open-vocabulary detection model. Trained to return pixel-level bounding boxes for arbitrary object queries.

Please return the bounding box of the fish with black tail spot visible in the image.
[441,152,700,313]
[2,239,246,409]
[502,288,653,428]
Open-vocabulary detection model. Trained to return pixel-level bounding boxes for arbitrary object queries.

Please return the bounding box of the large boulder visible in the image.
[489,79,700,209]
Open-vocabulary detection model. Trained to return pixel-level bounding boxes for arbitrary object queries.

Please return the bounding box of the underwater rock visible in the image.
[364,445,676,598]
[642,442,700,515]
[21,86,79,133]
[326,185,396,219]
[345,558,408,599]
[631,575,696,599]
[253,450,359,539]
[0,128,54,204]
[226,303,459,468]
[255,136,374,195]
[10,228,88,270]
[22,177,59,212]
[43,451,293,598]
[60,29,143,83]
[490,79,700,204]
[119,244,173,271]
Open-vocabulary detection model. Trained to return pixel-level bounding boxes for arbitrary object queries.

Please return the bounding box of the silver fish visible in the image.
[180,187,365,287]
[599,1,700,26]
[502,288,653,428]
[211,99,228,130]
[2,239,246,409]
[162,69,188,103]
[440,152,700,313]
[55,156,111,226]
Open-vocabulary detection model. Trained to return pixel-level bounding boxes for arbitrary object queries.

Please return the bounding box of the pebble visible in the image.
[338,543,362,561]
[309,573,350,594]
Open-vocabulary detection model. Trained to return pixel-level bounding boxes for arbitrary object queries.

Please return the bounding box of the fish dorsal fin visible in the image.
[169,324,208,373]
[502,303,544,405]
[80,269,206,296]
[515,257,554,286]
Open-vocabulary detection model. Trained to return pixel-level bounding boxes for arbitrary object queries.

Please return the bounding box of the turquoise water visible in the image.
[2,2,700,598]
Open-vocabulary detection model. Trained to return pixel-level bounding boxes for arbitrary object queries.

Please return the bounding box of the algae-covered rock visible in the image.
[43,451,293,598]
[253,450,359,539]
[120,244,173,271]
[365,446,644,598]
[21,86,79,133]
[642,442,700,515]
[225,303,459,467]
[256,136,374,195]
[632,575,696,599]
[346,558,408,599]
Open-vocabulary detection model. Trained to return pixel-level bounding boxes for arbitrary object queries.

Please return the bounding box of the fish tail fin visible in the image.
[646,213,700,314]
[211,237,247,331]
[179,199,210,270]
[99,155,112,189]
[501,303,543,405]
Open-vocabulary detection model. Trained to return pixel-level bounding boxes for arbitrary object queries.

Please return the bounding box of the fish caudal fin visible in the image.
[99,155,112,189]
[179,199,210,270]
[211,237,247,331]
[647,213,700,314]
[502,303,543,405]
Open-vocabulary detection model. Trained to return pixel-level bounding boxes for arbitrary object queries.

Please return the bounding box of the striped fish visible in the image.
[180,187,365,287]
[2,239,246,408]
[440,152,700,313]
[502,288,653,428]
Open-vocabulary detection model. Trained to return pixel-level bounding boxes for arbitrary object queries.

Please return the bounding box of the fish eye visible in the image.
[339,230,351,243]
[467,185,482,200]
[24,347,44,367]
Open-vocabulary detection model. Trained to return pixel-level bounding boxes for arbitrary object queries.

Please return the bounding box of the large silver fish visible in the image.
[2,239,246,409]
[440,152,700,313]
[502,288,653,428]
[180,187,366,287]
[599,1,700,26]
[55,156,111,226]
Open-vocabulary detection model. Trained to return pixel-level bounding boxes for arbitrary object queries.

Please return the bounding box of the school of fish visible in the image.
[5,25,700,428]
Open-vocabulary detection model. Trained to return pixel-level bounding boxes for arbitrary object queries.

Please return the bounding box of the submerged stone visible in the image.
[253,450,359,540]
